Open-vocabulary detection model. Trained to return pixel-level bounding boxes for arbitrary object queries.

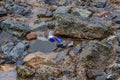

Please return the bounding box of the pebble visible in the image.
[67,41,74,47]
[0,7,7,17]
[71,8,93,18]
[73,46,82,55]
[94,0,107,8]
[95,76,106,80]
[26,32,37,40]
[54,6,69,14]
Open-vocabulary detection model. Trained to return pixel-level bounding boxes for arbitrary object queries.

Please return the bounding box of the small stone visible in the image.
[48,5,58,11]
[116,33,120,43]
[46,10,53,17]
[94,0,107,8]
[95,76,106,80]
[1,42,14,55]
[116,45,120,53]
[53,50,69,62]
[37,8,47,17]
[87,70,105,78]
[16,65,35,78]
[31,21,47,32]
[71,8,93,18]
[67,41,74,47]
[45,0,56,5]
[9,41,28,59]
[26,32,37,40]
[0,7,7,17]
[28,40,56,53]
[73,46,82,55]
[54,6,69,14]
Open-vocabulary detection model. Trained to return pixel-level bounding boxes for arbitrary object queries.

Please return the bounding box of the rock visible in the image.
[0,19,30,37]
[71,8,93,18]
[0,56,15,64]
[95,76,106,80]
[116,33,120,44]
[45,0,56,5]
[53,50,69,62]
[0,31,14,45]
[94,0,107,8]
[0,69,17,80]
[37,65,61,78]
[79,41,116,69]
[26,32,37,40]
[81,41,88,48]
[28,40,56,53]
[0,7,7,17]
[54,6,69,14]
[1,42,14,55]
[31,21,47,32]
[73,46,82,54]
[9,41,28,59]
[67,41,74,47]
[48,5,58,11]
[23,52,55,68]
[76,41,116,80]
[5,3,31,17]
[116,45,120,53]
[46,10,53,17]
[54,14,113,39]
[16,65,35,78]
[87,70,105,79]
[37,8,47,17]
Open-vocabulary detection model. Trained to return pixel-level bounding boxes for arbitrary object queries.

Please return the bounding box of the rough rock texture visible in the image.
[54,14,114,39]
[76,41,116,80]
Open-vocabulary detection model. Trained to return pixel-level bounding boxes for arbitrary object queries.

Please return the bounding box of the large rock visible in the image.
[0,19,30,37]
[76,41,116,80]
[28,40,56,53]
[5,2,31,17]
[54,14,113,39]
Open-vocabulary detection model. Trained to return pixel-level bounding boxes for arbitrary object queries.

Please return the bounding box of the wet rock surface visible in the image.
[0,0,120,80]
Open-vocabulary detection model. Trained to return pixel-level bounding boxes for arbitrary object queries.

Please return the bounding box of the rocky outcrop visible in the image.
[54,14,114,39]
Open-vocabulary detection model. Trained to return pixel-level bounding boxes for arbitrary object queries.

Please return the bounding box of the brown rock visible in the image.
[26,32,37,40]
[23,52,55,68]
[48,5,58,11]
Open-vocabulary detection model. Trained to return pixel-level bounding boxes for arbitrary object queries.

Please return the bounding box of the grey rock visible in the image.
[45,0,56,5]
[37,8,47,17]
[81,41,88,48]
[0,31,14,45]
[9,41,28,59]
[53,50,69,62]
[73,46,82,54]
[79,41,116,69]
[87,70,105,78]
[0,19,30,37]
[116,45,120,53]
[95,76,106,80]
[54,6,69,14]
[116,33,120,44]
[31,21,47,31]
[94,0,107,8]
[28,40,56,53]
[71,8,93,18]
[46,10,53,17]
[54,14,113,39]
[5,3,31,16]
[0,69,17,80]
[1,42,14,55]
[67,41,74,47]
[0,7,7,17]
